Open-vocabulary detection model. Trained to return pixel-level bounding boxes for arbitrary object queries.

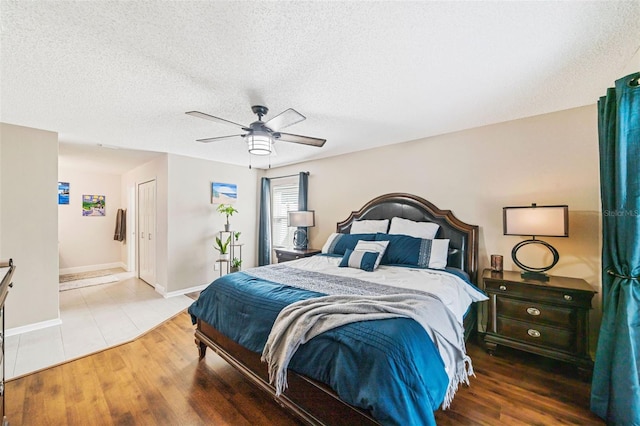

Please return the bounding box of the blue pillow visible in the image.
[339,249,380,272]
[374,233,449,269]
[321,233,377,256]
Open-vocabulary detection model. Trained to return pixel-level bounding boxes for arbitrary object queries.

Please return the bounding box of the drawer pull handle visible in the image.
[526,307,541,316]
[499,285,507,291]
[527,329,541,338]
[564,294,573,301]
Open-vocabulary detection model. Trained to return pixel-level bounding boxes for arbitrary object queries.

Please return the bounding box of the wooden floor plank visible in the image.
[6,311,604,425]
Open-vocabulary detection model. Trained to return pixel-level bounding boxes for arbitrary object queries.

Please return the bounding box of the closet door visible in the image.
[138,180,156,287]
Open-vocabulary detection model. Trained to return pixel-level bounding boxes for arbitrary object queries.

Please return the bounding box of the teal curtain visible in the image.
[258,177,271,266]
[297,172,309,247]
[591,71,640,425]
[298,171,309,211]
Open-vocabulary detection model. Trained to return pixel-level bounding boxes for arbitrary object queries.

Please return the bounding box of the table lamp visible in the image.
[288,210,315,250]
[503,203,568,281]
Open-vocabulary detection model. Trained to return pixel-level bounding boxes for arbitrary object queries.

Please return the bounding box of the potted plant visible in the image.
[234,231,241,242]
[214,235,231,260]
[217,204,238,231]
[230,257,242,273]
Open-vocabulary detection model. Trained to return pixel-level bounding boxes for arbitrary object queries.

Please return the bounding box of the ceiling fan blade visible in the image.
[276,132,326,147]
[196,134,244,143]
[186,111,247,130]
[265,108,306,131]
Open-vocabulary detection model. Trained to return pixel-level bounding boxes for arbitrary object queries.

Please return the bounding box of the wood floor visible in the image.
[7,311,604,425]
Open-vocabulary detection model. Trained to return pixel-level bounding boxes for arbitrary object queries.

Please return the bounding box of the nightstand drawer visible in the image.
[485,279,592,308]
[496,296,575,329]
[274,248,321,263]
[276,251,299,262]
[496,317,575,352]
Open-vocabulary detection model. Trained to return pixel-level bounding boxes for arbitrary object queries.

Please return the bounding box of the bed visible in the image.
[189,193,483,426]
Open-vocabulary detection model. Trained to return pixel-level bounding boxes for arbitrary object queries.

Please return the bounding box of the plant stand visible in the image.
[217,230,243,277]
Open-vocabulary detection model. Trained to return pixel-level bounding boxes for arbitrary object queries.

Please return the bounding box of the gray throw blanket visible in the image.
[261,293,473,409]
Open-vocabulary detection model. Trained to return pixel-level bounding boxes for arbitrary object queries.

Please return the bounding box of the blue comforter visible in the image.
[188,269,450,426]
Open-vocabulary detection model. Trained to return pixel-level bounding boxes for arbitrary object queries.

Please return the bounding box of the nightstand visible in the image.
[274,247,321,263]
[483,269,596,376]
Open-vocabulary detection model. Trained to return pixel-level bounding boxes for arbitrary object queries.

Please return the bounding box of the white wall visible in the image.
[266,105,602,349]
[1,123,59,329]
[58,167,123,272]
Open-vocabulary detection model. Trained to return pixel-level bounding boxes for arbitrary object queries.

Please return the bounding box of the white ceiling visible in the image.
[2,1,639,171]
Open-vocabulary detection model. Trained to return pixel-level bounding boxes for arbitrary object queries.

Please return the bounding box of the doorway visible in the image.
[137,179,156,287]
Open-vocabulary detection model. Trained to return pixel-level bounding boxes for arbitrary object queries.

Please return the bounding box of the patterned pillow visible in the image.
[353,240,389,269]
[321,233,377,255]
[339,249,380,272]
[375,233,449,269]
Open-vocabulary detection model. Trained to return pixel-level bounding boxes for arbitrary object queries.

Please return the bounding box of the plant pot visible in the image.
[224,224,230,231]
[230,267,239,273]
[219,253,230,261]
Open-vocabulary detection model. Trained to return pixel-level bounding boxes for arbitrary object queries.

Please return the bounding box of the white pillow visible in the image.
[350,219,389,234]
[388,217,439,239]
[353,240,389,269]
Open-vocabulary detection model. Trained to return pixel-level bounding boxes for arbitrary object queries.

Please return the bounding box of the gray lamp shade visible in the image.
[288,210,315,227]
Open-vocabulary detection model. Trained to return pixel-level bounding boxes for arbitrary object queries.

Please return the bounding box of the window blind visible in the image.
[272,181,298,248]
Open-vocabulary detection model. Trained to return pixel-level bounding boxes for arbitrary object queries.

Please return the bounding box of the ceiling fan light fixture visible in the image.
[246,131,272,155]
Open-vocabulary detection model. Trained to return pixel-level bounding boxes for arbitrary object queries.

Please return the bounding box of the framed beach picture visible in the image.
[82,194,106,216]
[211,182,237,204]
[58,182,69,205]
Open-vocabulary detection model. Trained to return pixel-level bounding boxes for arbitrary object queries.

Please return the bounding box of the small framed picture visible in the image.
[211,182,237,204]
[82,194,106,216]
[58,182,69,205]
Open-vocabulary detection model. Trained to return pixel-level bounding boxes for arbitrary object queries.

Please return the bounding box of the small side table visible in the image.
[274,247,321,263]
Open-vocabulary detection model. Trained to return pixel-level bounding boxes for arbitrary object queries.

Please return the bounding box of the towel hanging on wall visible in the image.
[114,208,126,242]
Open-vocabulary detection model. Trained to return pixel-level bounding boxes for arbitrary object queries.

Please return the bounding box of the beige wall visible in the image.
[121,154,169,289]
[121,153,259,295]
[267,105,602,347]
[58,167,123,272]
[1,123,59,329]
[166,154,259,293]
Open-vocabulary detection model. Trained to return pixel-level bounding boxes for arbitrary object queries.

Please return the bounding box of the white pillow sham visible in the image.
[388,217,439,240]
[350,219,389,234]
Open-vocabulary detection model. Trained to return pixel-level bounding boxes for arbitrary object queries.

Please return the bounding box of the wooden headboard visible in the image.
[336,193,479,284]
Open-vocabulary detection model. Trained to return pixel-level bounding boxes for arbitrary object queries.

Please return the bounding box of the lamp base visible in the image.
[521,271,550,282]
[293,229,308,250]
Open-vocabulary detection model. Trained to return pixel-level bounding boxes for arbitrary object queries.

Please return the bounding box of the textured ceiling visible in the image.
[2,1,639,170]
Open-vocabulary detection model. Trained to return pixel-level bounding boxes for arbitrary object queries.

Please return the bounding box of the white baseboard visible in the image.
[163,283,208,298]
[116,271,136,280]
[59,262,127,275]
[6,317,63,337]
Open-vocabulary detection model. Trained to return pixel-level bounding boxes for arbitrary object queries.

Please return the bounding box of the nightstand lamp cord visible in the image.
[606,269,640,280]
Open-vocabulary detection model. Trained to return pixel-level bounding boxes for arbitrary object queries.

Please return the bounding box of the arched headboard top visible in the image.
[336,193,479,284]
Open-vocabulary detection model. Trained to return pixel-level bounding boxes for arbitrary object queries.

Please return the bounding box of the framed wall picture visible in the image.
[58,182,69,205]
[211,182,237,204]
[82,194,106,216]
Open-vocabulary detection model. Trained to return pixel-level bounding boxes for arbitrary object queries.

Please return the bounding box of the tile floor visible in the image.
[5,276,195,379]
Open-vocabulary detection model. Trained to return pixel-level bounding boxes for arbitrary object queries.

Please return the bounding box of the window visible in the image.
[271,178,298,248]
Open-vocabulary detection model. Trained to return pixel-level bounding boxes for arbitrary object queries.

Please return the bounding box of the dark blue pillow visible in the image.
[375,233,449,269]
[339,249,379,272]
[322,233,377,255]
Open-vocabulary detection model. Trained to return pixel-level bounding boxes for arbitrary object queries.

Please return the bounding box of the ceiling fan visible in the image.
[186,105,326,158]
